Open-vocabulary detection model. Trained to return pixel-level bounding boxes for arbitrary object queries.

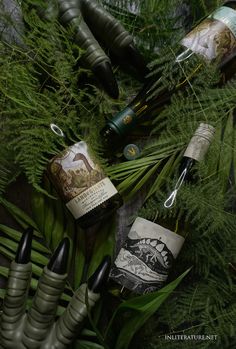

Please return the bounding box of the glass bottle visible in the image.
[164,123,215,208]
[47,124,122,229]
[109,123,215,295]
[101,1,236,147]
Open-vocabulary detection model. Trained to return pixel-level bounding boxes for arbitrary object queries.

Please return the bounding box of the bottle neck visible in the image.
[178,156,197,182]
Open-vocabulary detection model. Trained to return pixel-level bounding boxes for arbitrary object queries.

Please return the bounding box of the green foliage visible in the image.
[105,268,190,349]
[105,2,235,348]
[0,199,73,305]
[0,0,152,195]
[0,190,187,348]
[0,0,236,349]
[137,175,236,349]
[107,136,184,200]
[0,187,115,346]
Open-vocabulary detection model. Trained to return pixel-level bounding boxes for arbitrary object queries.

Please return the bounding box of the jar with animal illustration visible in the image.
[47,125,122,228]
[109,217,185,296]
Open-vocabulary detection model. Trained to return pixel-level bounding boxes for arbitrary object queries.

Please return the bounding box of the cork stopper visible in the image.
[184,123,215,162]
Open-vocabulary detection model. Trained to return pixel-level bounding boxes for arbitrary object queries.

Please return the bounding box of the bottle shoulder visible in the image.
[179,156,196,178]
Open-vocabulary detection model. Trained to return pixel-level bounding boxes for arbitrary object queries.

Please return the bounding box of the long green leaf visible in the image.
[117,168,147,195]
[0,244,45,280]
[87,215,117,278]
[0,224,50,254]
[145,152,179,200]
[0,197,74,298]
[0,266,9,278]
[42,179,56,248]
[125,162,161,200]
[205,124,221,178]
[0,288,6,298]
[81,329,97,337]
[0,237,49,266]
[0,198,39,232]
[107,268,191,349]
[31,188,46,234]
[0,245,15,260]
[0,246,43,279]
[75,340,104,349]
[72,224,86,289]
[219,114,234,192]
[51,196,65,250]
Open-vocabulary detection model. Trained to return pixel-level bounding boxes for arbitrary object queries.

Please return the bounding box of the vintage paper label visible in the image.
[110,217,185,294]
[180,6,236,65]
[66,177,118,219]
[48,141,118,219]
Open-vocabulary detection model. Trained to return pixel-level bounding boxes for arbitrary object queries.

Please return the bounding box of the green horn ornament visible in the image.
[33,0,147,98]
[0,228,111,349]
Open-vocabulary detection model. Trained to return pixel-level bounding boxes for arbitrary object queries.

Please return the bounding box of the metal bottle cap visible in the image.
[123,144,141,160]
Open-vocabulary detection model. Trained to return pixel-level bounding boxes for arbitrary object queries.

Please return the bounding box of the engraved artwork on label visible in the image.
[110,217,185,294]
[48,142,105,202]
[181,11,236,65]
[110,231,174,294]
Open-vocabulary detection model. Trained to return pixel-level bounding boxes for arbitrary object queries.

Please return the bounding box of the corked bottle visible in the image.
[101,1,236,148]
[47,124,122,229]
[109,123,215,295]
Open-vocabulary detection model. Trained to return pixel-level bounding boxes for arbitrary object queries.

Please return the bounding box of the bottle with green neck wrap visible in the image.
[109,123,215,295]
[101,1,236,148]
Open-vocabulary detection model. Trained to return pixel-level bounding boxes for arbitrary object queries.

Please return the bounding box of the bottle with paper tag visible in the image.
[109,123,215,295]
[47,124,122,228]
[101,1,236,148]
[110,217,185,295]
